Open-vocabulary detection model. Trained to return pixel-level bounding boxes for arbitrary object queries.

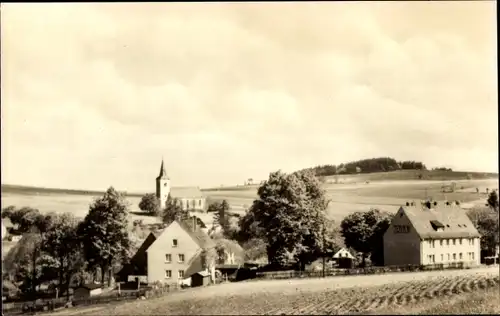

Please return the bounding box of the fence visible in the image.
[255,262,473,280]
[3,283,181,315]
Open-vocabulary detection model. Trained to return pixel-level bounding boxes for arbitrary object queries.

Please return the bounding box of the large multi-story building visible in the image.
[383,202,481,267]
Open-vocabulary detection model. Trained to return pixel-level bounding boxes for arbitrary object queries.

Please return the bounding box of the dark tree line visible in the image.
[299,157,427,177]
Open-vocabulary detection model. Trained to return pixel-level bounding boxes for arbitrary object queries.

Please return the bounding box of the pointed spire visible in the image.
[157,158,169,179]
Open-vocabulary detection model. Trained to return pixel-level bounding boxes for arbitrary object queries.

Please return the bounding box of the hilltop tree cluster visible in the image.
[299,157,427,177]
[2,187,131,299]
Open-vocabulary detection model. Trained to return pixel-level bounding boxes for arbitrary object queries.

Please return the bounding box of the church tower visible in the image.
[156,158,171,209]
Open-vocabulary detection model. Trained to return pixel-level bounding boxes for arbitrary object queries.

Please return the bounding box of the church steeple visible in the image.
[157,158,169,180]
[156,158,171,208]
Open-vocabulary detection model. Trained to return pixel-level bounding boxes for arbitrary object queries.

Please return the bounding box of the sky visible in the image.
[1,2,497,192]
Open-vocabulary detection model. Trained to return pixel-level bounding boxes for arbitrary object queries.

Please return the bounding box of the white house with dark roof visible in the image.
[383,202,481,267]
[155,159,206,211]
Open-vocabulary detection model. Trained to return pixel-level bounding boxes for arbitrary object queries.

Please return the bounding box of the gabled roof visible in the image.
[401,205,480,239]
[177,220,215,249]
[333,248,355,259]
[170,187,204,198]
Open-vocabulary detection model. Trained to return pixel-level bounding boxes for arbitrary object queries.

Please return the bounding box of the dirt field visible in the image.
[45,266,499,315]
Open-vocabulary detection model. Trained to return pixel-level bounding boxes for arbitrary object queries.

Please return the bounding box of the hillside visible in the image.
[202,170,498,191]
[323,169,499,183]
[0,184,145,198]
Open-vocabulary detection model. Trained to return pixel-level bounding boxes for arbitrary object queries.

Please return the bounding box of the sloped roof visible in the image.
[170,187,204,198]
[77,283,103,290]
[193,270,211,277]
[178,220,215,249]
[401,205,480,239]
[214,238,245,260]
[333,248,355,259]
[183,250,204,279]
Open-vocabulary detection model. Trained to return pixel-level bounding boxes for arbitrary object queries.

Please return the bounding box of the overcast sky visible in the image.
[1,2,497,192]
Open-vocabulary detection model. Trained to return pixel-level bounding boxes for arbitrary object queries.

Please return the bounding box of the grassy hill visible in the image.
[324,169,498,183]
[203,170,498,191]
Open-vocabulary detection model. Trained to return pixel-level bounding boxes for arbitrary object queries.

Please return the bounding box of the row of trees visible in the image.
[300,157,427,177]
[2,187,131,299]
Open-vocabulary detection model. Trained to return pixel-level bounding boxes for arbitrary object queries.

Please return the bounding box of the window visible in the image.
[459,238,462,245]
[178,254,185,263]
[447,253,450,261]
[446,239,450,246]
[452,239,456,246]
[459,253,463,260]
[165,270,172,278]
[471,252,475,260]
[198,199,202,207]
[165,254,171,263]
[178,270,184,279]
[430,255,435,263]
[432,240,435,248]
[172,239,178,247]
[440,240,443,247]
[471,239,475,246]
[440,254,444,262]
[453,253,456,260]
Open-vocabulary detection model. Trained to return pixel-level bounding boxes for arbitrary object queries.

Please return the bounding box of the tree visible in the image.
[210,200,232,236]
[78,187,131,287]
[487,190,499,212]
[467,207,499,257]
[340,209,394,267]
[245,170,331,269]
[162,194,189,224]
[42,212,83,297]
[138,193,161,215]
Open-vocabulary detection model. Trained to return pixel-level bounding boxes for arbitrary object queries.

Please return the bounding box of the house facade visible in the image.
[120,218,216,285]
[155,159,206,211]
[383,203,481,267]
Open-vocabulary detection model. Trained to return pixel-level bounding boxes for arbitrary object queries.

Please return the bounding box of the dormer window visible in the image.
[430,220,445,232]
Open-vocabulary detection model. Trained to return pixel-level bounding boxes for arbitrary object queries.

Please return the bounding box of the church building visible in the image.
[156,159,206,211]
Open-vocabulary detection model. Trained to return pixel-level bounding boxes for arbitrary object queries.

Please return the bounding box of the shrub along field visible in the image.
[44,267,499,315]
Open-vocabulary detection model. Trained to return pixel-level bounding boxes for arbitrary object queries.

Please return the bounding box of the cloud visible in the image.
[1,2,497,191]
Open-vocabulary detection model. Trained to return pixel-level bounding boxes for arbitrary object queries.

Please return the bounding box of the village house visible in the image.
[118,217,216,285]
[156,159,206,211]
[383,202,481,267]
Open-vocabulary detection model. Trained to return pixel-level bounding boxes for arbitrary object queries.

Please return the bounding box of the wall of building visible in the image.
[420,237,481,266]
[383,209,421,266]
[179,198,206,211]
[147,221,200,284]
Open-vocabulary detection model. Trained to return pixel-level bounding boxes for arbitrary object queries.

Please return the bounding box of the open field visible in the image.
[207,178,498,223]
[374,286,500,315]
[2,179,497,232]
[42,266,499,315]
